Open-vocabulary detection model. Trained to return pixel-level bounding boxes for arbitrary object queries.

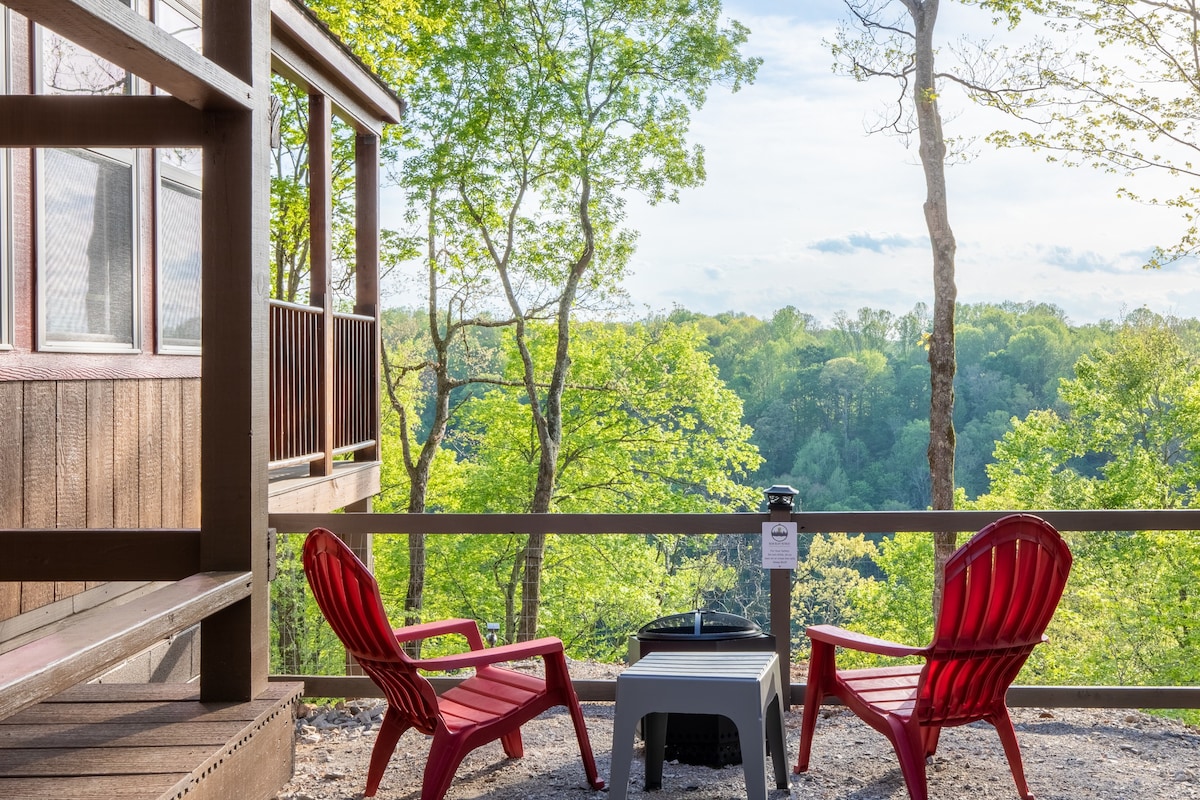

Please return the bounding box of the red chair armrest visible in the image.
[807,624,929,658]
[392,618,487,650]
[412,637,565,672]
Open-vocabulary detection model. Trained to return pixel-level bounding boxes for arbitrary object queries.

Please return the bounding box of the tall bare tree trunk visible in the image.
[904,0,958,617]
[516,175,593,642]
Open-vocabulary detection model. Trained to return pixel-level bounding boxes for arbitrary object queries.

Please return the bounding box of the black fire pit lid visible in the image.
[637,609,763,641]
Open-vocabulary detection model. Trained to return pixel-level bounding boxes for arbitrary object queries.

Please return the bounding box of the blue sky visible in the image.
[616,0,1200,325]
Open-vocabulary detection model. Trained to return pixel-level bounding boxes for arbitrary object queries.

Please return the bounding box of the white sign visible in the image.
[761,521,797,569]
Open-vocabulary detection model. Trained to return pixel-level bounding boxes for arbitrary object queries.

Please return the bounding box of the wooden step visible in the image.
[0,681,302,800]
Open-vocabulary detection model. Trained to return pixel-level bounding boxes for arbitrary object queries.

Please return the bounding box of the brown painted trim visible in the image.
[267,509,1200,536]
[0,529,201,580]
[0,96,205,147]
[0,352,201,380]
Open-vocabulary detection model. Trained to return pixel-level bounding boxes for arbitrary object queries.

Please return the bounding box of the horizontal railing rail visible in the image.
[268,509,1200,710]
[268,508,1200,536]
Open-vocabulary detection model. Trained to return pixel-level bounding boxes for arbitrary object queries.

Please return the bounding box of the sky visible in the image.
[614,0,1200,326]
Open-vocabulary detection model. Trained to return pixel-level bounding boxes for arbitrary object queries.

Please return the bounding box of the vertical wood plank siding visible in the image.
[0,382,23,619]
[0,379,201,623]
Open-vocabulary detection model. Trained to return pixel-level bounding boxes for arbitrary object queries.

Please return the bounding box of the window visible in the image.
[155,1,203,354]
[39,148,139,351]
[155,0,201,53]
[157,162,202,352]
[36,11,140,352]
[41,6,132,97]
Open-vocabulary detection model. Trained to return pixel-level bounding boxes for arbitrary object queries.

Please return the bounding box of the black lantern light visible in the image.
[765,485,798,511]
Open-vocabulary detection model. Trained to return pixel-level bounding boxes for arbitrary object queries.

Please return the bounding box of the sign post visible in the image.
[763,485,798,708]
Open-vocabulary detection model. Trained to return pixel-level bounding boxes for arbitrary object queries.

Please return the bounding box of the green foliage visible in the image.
[972,315,1200,694]
[451,320,762,513]
[373,530,735,661]
[270,534,344,675]
[792,533,880,648]
[840,533,936,668]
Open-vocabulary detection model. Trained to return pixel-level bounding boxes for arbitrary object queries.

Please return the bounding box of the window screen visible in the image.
[41,148,137,350]
[158,169,202,351]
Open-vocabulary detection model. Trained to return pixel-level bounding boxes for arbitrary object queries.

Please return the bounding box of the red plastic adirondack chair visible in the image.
[795,513,1072,800]
[302,527,604,800]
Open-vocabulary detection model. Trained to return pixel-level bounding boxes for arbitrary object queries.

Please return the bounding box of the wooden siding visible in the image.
[0,378,201,624]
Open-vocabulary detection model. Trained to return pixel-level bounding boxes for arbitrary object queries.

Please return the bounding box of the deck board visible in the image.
[0,681,301,799]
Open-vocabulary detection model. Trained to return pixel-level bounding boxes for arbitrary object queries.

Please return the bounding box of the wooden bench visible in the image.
[0,570,303,799]
[0,571,253,721]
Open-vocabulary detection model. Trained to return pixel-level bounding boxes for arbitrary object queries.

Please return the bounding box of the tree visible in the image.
[440,319,762,643]
[830,0,962,611]
[976,0,1200,265]
[972,316,1200,691]
[411,0,759,639]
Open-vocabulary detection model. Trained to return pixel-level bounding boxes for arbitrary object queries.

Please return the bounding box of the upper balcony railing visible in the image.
[268,299,377,472]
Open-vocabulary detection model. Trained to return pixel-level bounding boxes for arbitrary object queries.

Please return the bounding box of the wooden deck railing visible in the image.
[332,312,376,455]
[267,509,1200,709]
[269,300,377,470]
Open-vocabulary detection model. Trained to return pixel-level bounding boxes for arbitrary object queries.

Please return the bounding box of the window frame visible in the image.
[33,15,143,354]
[35,146,142,354]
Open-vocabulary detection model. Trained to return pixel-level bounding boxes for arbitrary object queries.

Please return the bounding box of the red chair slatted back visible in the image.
[918,514,1072,726]
[303,527,440,734]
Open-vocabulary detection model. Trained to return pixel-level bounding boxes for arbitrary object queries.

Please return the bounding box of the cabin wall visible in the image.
[0,377,201,624]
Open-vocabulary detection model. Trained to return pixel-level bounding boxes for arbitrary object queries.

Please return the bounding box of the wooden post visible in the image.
[199,0,272,702]
[354,132,380,464]
[308,91,334,477]
[769,504,793,709]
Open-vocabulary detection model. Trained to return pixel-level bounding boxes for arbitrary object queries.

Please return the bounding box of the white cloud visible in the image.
[619,0,1198,325]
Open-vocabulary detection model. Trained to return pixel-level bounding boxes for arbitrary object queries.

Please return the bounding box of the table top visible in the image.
[620,650,778,682]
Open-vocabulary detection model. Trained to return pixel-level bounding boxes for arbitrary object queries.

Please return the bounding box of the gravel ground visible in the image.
[277,663,1200,800]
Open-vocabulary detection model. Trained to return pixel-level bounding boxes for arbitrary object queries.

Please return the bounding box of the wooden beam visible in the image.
[309,92,335,479]
[0,571,253,721]
[6,0,252,110]
[269,0,403,126]
[0,96,204,147]
[270,40,383,137]
[267,509,1200,536]
[0,530,201,581]
[355,133,382,464]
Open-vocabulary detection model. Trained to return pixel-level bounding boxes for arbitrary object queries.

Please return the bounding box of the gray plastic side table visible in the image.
[609,651,790,800]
